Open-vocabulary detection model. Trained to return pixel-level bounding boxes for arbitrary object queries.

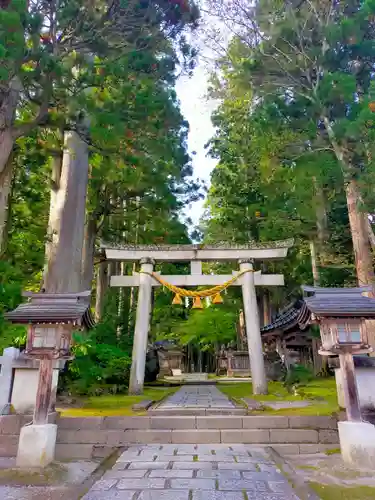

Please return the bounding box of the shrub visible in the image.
[284,364,314,389]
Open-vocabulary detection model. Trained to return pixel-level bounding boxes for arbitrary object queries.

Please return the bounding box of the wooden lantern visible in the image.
[5,291,94,425]
[25,323,74,359]
[319,318,367,355]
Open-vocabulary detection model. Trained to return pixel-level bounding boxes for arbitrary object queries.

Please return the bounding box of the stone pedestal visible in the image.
[16,424,57,468]
[338,421,375,469]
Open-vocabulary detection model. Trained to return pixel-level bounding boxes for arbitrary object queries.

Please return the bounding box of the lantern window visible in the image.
[337,322,361,344]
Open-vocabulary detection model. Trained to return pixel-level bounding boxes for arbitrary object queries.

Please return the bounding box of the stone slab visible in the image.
[196,416,243,429]
[83,491,136,500]
[172,429,221,444]
[138,491,189,500]
[221,430,270,443]
[83,444,303,500]
[170,478,216,490]
[261,401,312,410]
[133,400,154,411]
[242,416,288,429]
[150,416,196,429]
[269,429,318,444]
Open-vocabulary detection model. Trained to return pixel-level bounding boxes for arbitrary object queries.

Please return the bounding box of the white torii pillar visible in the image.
[103,241,293,395]
[240,260,267,394]
[128,258,154,394]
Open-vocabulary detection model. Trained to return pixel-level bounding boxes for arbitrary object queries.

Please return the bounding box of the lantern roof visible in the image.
[4,291,95,328]
[302,286,375,317]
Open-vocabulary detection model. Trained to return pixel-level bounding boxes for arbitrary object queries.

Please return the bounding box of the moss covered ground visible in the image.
[310,483,375,499]
[218,378,339,416]
[57,386,178,417]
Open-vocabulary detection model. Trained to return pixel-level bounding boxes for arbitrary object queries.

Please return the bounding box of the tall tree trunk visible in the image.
[0,78,21,250]
[95,260,108,321]
[314,177,328,243]
[81,216,97,290]
[309,240,320,286]
[345,179,374,286]
[262,290,270,326]
[43,131,89,293]
[0,153,13,255]
[367,218,375,252]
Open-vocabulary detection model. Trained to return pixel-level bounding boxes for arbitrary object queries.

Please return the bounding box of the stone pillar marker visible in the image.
[240,260,268,395]
[129,257,155,395]
[0,347,19,410]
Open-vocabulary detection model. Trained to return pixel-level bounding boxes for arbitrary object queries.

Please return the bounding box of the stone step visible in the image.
[149,408,247,416]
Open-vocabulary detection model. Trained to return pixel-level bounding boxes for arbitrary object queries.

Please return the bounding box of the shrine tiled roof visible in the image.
[302,286,375,316]
[261,299,310,335]
[4,291,95,328]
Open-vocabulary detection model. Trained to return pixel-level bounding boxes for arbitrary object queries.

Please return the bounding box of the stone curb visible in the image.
[266,446,321,500]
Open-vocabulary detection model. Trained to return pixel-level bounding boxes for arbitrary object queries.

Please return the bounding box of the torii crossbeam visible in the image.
[101,240,293,395]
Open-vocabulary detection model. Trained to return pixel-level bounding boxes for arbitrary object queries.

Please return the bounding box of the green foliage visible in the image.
[67,339,131,396]
[284,365,314,389]
[164,302,238,352]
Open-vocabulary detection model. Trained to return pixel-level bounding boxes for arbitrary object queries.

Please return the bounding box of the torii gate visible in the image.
[102,239,293,395]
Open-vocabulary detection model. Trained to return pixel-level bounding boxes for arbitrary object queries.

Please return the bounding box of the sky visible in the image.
[175,64,218,227]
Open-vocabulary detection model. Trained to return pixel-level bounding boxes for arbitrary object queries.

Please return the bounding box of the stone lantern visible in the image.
[5,291,94,467]
[303,286,375,469]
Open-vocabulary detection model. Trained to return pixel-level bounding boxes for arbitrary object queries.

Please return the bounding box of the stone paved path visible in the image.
[83,444,301,499]
[156,385,236,410]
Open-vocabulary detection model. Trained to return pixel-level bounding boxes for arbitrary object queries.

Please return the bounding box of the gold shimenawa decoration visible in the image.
[140,269,254,308]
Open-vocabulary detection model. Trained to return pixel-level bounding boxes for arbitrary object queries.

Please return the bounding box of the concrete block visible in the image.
[170,478,216,490]
[57,430,77,444]
[270,429,318,444]
[102,416,150,430]
[192,493,240,500]
[150,416,195,430]
[16,424,57,468]
[0,416,21,435]
[92,445,114,458]
[117,478,165,489]
[172,461,214,470]
[149,470,194,478]
[123,429,172,444]
[83,491,135,500]
[288,416,337,430]
[0,435,19,457]
[171,430,220,444]
[339,421,375,468]
[270,444,300,455]
[55,443,94,460]
[91,479,117,491]
[77,430,108,444]
[58,417,103,430]
[299,444,335,454]
[106,430,128,446]
[221,430,270,443]
[128,462,169,470]
[319,430,339,444]
[196,416,242,429]
[138,491,189,500]
[242,416,288,429]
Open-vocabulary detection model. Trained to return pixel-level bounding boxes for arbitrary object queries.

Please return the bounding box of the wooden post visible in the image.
[33,357,54,425]
[339,351,361,422]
